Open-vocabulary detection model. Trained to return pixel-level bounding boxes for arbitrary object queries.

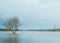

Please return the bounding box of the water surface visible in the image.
[0,31,60,43]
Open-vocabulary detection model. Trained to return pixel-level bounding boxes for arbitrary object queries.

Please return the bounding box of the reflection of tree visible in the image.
[4,35,19,43]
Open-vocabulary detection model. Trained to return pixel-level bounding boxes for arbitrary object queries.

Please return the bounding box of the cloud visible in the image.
[0,0,60,29]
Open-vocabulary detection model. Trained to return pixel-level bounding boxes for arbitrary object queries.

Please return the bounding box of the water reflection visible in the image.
[4,34,19,43]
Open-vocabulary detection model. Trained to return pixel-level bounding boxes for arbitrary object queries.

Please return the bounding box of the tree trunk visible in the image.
[12,30,16,35]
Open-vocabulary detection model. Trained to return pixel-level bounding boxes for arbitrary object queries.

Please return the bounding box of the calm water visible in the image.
[0,31,60,43]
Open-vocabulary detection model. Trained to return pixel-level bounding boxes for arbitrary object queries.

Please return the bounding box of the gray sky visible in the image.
[0,0,60,29]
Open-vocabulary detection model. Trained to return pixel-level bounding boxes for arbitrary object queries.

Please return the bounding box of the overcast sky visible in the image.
[0,0,60,30]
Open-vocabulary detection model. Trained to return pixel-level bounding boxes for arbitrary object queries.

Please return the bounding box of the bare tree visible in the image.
[3,17,20,34]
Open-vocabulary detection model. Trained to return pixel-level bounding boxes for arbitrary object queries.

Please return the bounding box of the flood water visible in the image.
[0,31,60,43]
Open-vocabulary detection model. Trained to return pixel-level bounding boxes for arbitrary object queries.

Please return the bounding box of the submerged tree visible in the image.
[3,17,20,34]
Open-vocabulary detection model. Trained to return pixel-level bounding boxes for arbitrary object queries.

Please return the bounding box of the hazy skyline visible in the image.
[0,0,60,30]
